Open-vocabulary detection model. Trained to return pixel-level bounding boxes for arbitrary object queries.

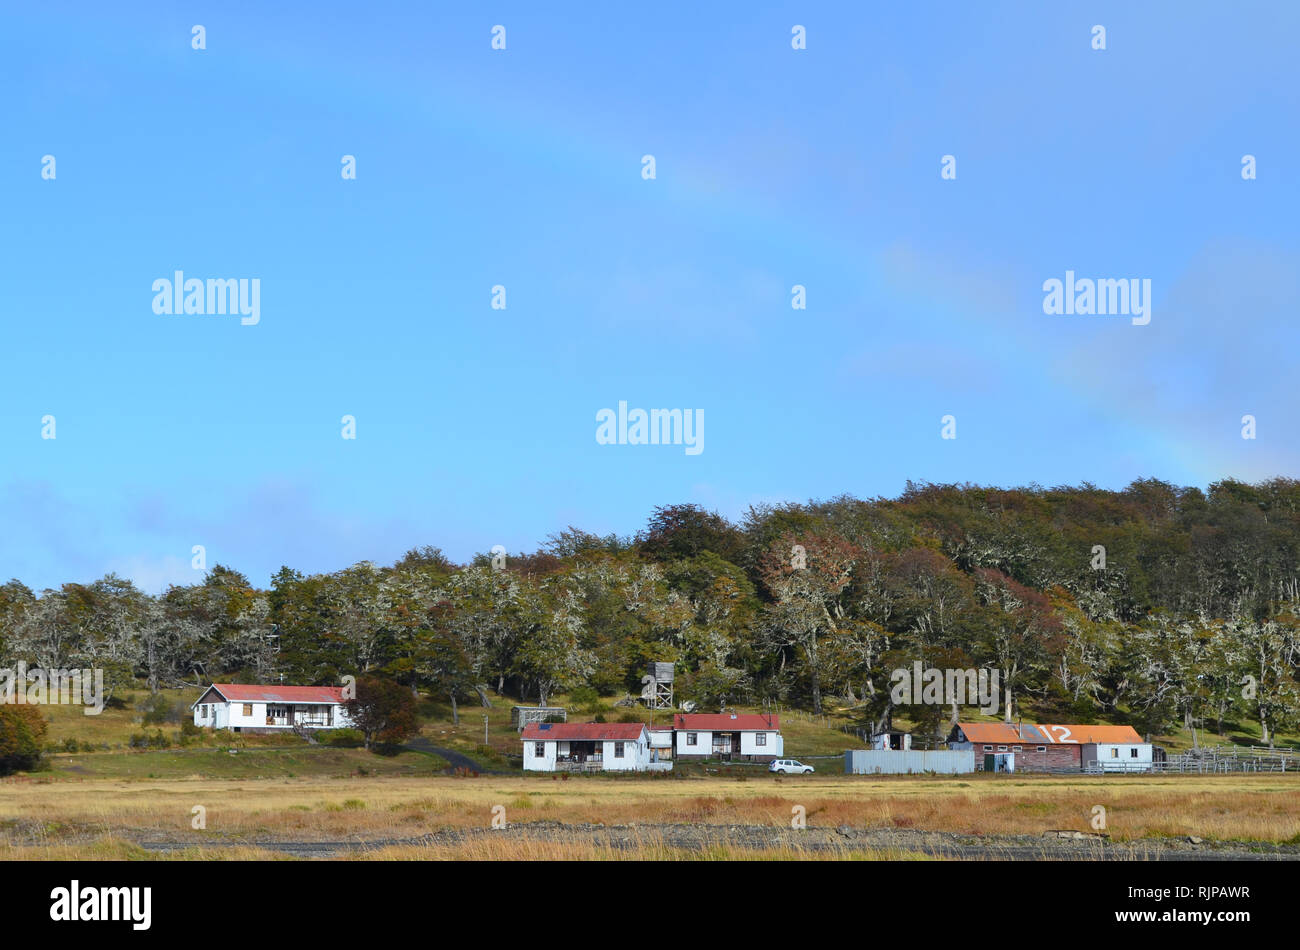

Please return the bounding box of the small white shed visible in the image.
[1083,741,1153,772]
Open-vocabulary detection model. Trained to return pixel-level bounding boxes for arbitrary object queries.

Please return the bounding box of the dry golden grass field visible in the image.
[16,687,1300,860]
[3,770,1299,860]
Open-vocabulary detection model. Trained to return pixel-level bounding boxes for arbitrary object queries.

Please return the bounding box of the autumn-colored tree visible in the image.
[0,705,47,774]
[758,533,861,714]
[343,676,419,750]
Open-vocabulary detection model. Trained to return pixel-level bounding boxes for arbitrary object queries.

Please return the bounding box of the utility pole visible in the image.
[483,714,489,747]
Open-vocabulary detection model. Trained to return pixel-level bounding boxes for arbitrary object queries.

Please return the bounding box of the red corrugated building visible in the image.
[948,722,1145,771]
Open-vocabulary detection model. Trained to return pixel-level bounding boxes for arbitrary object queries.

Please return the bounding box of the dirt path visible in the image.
[403,736,506,775]
[130,823,1300,860]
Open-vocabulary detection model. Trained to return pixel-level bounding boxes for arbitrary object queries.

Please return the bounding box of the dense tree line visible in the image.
[3,478,1300,743]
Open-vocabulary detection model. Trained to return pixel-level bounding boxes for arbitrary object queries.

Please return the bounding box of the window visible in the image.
[997,745,1007,752]
[1037,746,1046,752]
[1013,746,1022,752]
[534,742,545,757]
[983,745,992,752]
[1110,748,1119,758]
[756,733,767,747]
[686,732,698,746]
[1130,748,1139,758]
[613,742,625,758]
[242,704,253,717]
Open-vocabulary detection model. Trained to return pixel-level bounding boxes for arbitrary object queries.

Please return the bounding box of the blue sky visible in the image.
[3,2,1298,593]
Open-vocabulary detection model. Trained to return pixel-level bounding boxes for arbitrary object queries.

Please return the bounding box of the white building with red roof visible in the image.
[521,721,669,772]
[672,712,782,762]
[191,683,354,733]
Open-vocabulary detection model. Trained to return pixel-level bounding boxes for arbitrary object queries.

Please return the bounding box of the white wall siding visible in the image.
[1083,743,1153,771]
[739,731,782,756]
[524,738,557,771]
[677,729,712,755]
[602,738,650,770]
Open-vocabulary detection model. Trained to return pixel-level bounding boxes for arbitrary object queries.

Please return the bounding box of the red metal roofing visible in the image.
[672,713,780,731]
[521,722,646,741]
[205,683,346,704]
[956,722,1143,745]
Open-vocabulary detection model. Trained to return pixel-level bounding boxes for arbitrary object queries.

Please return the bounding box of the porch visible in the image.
[554,739,603,770]
[711,731,741,760]
[265,703,336,728]
[554,757,606,772]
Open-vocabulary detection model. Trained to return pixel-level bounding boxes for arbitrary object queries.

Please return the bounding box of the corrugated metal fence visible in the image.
[844,749,975,775]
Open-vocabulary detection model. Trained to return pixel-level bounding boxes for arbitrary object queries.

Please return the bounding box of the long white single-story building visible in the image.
[521,722,670,772]
[192,683,354,733]
[672,713,782,761]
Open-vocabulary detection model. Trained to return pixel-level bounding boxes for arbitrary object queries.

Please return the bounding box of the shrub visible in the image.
[569,686,601,712]
[320,728,364,748]
[129,730,171,750]
[140,692,182,726]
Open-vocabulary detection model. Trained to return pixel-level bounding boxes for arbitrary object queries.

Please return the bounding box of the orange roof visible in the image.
[1043,724,1144,744]
[956,722,1038,744]
[955,722,1143,745]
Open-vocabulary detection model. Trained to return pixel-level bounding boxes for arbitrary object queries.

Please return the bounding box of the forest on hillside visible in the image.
[3,478,1300,744]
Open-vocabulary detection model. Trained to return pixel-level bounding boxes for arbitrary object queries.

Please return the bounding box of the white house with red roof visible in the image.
[672,712,782,761]
[521,721,670,772]
[191,683,354,733]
